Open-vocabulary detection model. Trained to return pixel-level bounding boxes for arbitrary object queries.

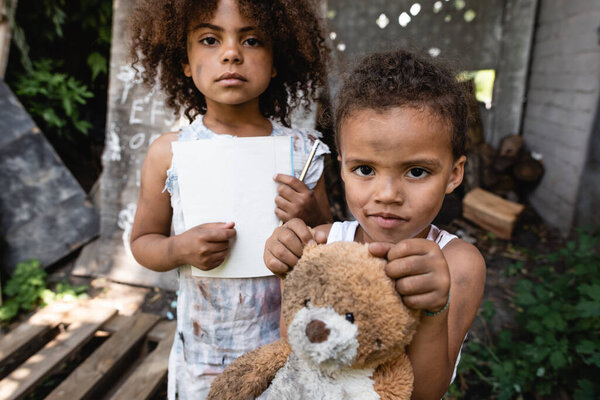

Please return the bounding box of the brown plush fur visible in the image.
[208,241,419,400]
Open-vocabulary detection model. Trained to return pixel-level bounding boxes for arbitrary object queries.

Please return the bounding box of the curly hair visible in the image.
[129,0,329,126]
[335,49,468,159]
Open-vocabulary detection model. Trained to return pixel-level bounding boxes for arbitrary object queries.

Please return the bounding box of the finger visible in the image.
[274,208,292,224]
[264,249,293,276]
[314,229,328,244]
[201,241,230,254]
[401,292,445,311]
[274,194,294,211]
[200,222,235,230]
[284,219,314,246]
[274,174,308,192]
[387,238,434,260]
[203,227,237,242]
[393,274,433,296]
[384,255,432,279]
[368,242,392,259]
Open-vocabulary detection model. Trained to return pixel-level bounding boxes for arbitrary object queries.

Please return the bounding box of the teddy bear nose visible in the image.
[305,319,330,343]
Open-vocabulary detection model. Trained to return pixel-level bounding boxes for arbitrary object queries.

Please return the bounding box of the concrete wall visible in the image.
[522,0,600,234]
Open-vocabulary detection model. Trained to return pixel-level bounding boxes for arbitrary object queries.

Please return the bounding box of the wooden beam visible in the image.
[109,321,176,400]
[0,301,117,400]
[46,313,160,400]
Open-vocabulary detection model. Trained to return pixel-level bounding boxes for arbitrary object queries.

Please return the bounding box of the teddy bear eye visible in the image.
[345,313,355,323]
[304,299,310,307]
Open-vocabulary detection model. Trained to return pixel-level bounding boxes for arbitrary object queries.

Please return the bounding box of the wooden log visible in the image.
[498,134,523,158]
[513,152,544,183]
[462,187,525,240]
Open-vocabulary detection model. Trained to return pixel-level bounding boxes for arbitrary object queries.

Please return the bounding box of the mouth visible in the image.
[216,72,247,84]
[368,212,406,229]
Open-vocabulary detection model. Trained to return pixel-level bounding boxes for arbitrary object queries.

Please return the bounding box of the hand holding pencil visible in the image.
[274,140,321,227]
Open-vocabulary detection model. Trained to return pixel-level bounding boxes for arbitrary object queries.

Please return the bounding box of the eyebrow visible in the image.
[189,23,256,33]
[345,157,443,169]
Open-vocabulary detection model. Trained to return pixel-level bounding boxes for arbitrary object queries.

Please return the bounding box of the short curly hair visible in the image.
[129,0,328,126]
[335,49,467,159]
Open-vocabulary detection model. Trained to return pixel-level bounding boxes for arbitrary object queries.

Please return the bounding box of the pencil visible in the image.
[278,140,320,227]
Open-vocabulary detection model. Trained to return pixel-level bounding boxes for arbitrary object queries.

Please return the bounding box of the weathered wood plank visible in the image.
[0,301,78,367]
[462,187,525,240]
[109,321,176,400]
[0,302,116,400]
[45,313,160,400]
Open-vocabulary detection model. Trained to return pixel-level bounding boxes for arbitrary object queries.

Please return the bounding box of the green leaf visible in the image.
[87,52,107,81]
[549,350,567,369]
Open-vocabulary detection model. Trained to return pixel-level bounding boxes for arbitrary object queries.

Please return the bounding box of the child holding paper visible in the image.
[264,49,487,399]
[128,0,331,398]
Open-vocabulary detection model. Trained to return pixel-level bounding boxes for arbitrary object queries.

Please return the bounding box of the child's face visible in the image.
[183,0,276,109]
[339,107,465,244]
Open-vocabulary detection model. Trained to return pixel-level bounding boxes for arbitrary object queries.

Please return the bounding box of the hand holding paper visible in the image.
[171,136,293,278]
[173,222,237,270]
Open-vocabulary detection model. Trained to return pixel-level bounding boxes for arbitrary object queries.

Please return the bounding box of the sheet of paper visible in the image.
[171,136,293,278]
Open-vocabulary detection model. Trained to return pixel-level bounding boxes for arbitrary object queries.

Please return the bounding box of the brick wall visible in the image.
[522,0,600,234]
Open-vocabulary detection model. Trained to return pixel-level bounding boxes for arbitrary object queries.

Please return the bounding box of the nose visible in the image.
[374,177,403,204]
[306,319,330,343]
[221,40,243,64]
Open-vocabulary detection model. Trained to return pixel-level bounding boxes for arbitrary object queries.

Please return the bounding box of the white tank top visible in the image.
[326,220,463,385]
[327,220,457,249]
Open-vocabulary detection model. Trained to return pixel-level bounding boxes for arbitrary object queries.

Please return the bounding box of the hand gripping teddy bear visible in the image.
[207,241,420,400]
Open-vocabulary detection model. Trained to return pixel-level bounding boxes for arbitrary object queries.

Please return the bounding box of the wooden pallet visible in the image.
[0,299,175,400]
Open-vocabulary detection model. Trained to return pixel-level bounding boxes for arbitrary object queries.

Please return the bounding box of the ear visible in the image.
[445,155,466,194]
[183,63,192,78]
[271,65,277,78]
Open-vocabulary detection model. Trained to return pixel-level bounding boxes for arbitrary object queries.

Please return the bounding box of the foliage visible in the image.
[5,0,112,141]
[14,59,93,137]
[449,228,600,399]
[0,260,88,323]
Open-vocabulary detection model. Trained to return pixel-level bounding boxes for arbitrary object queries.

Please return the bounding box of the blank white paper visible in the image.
[171,136,293,278]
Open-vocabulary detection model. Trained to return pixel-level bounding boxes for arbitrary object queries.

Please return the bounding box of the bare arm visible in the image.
[408,240,485,399]
[130,133,179,271]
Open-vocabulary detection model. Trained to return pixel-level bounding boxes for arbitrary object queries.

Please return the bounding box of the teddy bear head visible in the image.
[282,241,420,371]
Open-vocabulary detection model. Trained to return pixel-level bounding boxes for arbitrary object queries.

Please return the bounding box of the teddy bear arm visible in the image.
[207,339,291,400]
[373,353,414,400]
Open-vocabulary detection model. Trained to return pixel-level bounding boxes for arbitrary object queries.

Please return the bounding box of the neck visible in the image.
[203,98,272,137]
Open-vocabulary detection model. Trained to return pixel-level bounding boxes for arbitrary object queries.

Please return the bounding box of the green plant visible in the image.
[0,259,88,323]
[450,229,600,399]
[14,59,93,137]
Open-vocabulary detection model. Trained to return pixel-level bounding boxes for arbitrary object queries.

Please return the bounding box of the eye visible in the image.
[376,339,382,349]
[345,313,355,323]
[407,167,428,178]
[200,37,218,46]
[353,165,374,177]
[304,299,310,307]
[244,37,261,46]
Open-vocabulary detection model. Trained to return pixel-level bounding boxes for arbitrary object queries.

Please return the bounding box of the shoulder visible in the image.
[443,239,486,296]
[144,132,179,171]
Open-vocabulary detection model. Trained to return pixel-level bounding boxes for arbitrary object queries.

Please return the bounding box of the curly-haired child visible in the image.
[265,49,486,399]
[128,0,332,398]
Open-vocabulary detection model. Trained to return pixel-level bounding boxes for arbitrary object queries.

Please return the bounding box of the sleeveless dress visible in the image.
[165,116,330,399]
[326,220,463,385]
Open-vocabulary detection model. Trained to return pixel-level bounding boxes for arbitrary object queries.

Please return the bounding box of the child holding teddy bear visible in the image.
[264,49,486,399]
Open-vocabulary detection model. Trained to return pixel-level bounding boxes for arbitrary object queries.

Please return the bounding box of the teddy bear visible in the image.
[207,241,420,400]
